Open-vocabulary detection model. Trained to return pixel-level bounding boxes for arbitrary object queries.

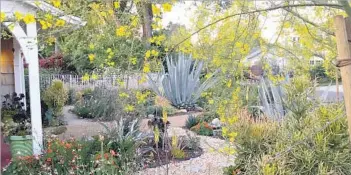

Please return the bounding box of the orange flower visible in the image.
[95,154,101,160]
[47,149,53,153]
[47,158,52,162]
[104,153,109,159]
[65,143,72,149]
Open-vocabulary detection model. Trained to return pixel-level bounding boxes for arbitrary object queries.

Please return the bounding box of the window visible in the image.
[292,36,299,42]
[310,60,314,65]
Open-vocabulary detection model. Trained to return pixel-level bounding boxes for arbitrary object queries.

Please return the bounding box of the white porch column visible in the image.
[26,22,43,155]
[13,40,26,107]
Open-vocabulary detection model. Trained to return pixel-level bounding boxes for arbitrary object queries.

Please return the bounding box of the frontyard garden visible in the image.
[2,0,351,174]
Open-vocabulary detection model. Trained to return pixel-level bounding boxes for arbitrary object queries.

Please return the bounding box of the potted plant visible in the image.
[1,93,33,157]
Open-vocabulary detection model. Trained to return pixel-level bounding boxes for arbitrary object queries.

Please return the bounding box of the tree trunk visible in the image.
[139,2,153,48]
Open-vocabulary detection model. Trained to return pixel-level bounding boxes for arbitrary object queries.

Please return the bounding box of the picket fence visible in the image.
[27,73,159,90]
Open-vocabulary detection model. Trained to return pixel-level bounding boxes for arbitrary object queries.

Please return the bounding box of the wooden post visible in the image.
[334,16,351,142]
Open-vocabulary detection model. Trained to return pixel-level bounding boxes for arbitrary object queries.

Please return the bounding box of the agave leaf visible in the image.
[148,53,218,108]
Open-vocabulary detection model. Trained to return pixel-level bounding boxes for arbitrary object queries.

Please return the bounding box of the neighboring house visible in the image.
[0,0,84,155]
[243,47,287,74]
[309,57,324,66]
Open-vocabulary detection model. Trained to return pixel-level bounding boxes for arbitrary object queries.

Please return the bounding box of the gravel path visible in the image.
[53,106,235,174]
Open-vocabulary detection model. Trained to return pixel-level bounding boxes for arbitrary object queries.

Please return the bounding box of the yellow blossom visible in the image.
[45,14,53,21]
[162,3,172,12]
[89,43,95,50]
[154,126,160,144]
[162,109,168,123]
[114,1,120,9]
[205,74,211,79]
[14,11,23,21]
[129,57,137,65]
[51,0,61,8]
[208,99,214,104]
[88,54,95,62]
[117,78,125,86]
[23,14,35,24]
[152,4,161,16]
[138,74,147,84]
[131,16,139,27]
[108,9,114,16]
[106,48,112,53]
[107,62,115,66]
[227,79,232,87]
[136,91,150,104]
[116,26,128,37]
[39,20,52,30]
[145,50,151,59]
[119,92,129,98]
[55,19,65,27]
[100,11,107,18]
[151,50,159,57]
[91,73,99,80]
[0,12,5,22]
[82,74,90,81]
[46,37,56,45]
[124,104,135,112]
[90,3,100,10]
[143,62,150,73]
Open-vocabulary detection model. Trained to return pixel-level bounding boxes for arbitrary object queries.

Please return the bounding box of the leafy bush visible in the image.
[66,88,77,105]
[42,80,68,118]
[1,93,31,136]
[73,87,151,121]
[148,53,218,109]
[100,118,144,173]
[185,115,199,129]
[224,104,351,175]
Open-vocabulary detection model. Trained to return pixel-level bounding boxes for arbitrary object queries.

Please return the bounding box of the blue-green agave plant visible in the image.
[148,53,219,109]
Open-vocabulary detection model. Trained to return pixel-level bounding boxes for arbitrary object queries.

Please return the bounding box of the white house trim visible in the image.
[4,22,43,155]
[1,1,85,155]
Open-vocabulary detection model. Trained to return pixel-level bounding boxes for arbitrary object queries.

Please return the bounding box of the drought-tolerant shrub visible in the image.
[42,80,68,118]
[224,104,351,175]
[185,115,199,129]
[66,88,77,105]
[73,87,151,121]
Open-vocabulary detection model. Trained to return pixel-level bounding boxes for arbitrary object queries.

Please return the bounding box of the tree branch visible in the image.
[283,7,335,36]
[171,3,342,51]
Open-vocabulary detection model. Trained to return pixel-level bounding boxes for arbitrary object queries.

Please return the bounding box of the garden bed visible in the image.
[142,146,203,168]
